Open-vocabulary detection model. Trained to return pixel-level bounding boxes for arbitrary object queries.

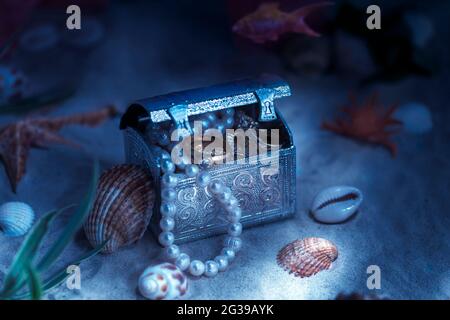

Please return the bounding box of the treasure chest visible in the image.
[120,74,296,243]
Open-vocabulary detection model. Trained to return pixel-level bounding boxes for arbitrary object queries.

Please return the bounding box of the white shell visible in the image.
[0,202,35,237]
[311,186,362,223]
[138,263,188,300]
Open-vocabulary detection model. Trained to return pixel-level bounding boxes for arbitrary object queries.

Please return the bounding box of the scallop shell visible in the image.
[277,237,338,278]
[138,263,188,300]
[311,186,363,223]
[0,202,35,237]
[84,164,155,254]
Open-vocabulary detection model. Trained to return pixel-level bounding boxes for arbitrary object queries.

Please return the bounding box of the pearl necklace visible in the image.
[158,157,243,277]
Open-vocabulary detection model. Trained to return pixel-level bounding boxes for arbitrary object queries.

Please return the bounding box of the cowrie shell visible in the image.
[311,186,363,223]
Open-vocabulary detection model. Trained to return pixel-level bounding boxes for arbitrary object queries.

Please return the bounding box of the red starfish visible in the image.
[322,92,403,156]
[0,105,117,192]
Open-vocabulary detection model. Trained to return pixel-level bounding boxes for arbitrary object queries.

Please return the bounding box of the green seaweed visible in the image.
[0,161,103,300]
[26,265,42,300]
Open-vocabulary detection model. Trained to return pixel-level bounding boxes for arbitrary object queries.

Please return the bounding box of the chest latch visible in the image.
[168,104,193,137]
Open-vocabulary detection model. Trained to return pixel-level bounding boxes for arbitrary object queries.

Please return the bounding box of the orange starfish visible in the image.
[0,105,117,192]
[322,93,403,156]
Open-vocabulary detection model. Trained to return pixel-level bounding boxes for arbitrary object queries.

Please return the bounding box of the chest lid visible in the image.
[120,74,291,133]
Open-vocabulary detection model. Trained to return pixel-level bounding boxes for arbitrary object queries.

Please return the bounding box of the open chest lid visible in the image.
[120,74,291,133]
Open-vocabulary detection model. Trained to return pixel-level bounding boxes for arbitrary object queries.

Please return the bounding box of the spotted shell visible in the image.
[138,263,188,300]
[0,202,35,237]
[277,237,338,278]
[311,186,363,223]
[84,164,155,254]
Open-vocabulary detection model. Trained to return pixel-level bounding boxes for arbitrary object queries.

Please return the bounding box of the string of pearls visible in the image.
[158,156,243,277]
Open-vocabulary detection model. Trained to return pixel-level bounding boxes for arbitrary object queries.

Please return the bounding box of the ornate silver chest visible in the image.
[120,74,296,243]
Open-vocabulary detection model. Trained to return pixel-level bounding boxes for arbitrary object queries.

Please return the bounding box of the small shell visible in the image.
[0,202,35,237]
[138,263,188,300]
[311,186,363,223]
[277,237,338,278]
[84,164,155,254]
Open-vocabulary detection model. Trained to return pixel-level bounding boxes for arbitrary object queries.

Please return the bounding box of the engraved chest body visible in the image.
[120,74,296,243]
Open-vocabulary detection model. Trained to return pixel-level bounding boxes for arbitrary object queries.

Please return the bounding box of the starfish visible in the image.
[0,105,117,192]
[322,92,403,156]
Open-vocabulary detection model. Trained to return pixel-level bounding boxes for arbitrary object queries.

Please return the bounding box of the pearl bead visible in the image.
[160,203,176,217]
[223,236,242,252]
[189,260,205,276]
[228,223,242,237]
[157,154,245,278]
[226,197,239,208]
[196,172,211,187]
[176,156,190,170]
[158,231,174,247]
[214,255,229,271]
[161,188,177,202]
[201,119,210,130]
[159,149,171,160]
[160,159,175,173]
[217,123,225,133]
[227,206,242,223]
[204,260,219,277]
[158,132,170,146]
[201,157,213,167]
[185,164,199,178]
[165,244,180,259]
[160,217,175,231]
[208,180,224,194]
[216,187,231,203]
[161,173,178,187]
[221,247,236,261]
[224,108,235,117]
[175,253,190,271]
[224,116,234,128]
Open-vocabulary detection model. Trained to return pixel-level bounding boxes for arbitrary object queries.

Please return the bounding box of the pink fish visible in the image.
[232,1,333,44]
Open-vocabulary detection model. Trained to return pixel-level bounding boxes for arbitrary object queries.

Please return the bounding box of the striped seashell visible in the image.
[84,164,155,254]
[311,186,363,223]
[0,202,35,237]
[138,263,188,300]
[277,237,338,278]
